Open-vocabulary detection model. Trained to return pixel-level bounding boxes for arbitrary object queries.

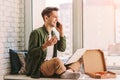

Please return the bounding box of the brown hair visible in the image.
[41,7,59,21]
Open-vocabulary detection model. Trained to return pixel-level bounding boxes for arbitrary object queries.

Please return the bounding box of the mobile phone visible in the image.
[56,22,60,27]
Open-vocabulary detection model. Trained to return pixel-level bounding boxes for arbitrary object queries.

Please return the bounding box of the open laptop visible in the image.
[63,49,86,65]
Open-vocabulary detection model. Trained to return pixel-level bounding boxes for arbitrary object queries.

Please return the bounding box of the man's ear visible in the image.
[44,16,48,22]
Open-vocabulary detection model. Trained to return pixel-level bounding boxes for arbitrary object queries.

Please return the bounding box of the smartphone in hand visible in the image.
[56,22,60,27]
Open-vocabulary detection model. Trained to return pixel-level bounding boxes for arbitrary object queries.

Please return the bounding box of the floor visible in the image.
[4,70,120,80]
[4,75,77,80]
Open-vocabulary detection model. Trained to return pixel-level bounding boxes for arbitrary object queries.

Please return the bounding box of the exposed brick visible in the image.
[0,0,25,76]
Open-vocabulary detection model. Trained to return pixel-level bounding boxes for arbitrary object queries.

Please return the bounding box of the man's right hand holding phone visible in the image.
[56,21,64,37]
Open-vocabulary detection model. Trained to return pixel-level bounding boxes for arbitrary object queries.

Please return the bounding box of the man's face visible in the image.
[46,11,58,27]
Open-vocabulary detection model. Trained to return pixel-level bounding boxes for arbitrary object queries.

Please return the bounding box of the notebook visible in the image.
[64,49,86,65]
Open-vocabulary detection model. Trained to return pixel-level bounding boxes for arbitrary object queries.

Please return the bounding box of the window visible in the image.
[83,0,120,69]
[115,0,120,43]
[83,0,120,50]
[33,0,73,58]
[83,0,115,50]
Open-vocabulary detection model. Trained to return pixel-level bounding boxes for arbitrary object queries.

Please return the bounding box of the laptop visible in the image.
[63,49,86,65]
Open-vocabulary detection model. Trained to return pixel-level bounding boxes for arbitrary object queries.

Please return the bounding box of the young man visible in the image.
[26,7,82,79]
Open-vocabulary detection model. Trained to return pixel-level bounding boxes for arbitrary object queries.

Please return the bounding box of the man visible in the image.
[26,7,82,79]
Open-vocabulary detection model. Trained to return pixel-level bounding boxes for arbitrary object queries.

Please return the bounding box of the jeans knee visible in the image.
[53,57,63,65]
[53,57,61,63]
[53,57,66,74]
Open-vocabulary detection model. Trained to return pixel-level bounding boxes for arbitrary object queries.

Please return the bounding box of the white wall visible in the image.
[0,0,25,78]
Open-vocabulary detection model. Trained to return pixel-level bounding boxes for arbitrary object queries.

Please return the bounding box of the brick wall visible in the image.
[0,0,25,77]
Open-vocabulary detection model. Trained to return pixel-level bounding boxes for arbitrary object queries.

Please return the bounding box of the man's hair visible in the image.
[41,7,59,21]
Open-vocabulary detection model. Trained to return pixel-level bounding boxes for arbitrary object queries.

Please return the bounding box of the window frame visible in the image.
[25,0,83,53]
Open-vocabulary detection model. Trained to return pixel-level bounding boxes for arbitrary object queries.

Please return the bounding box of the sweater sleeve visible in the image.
[57,36,66,52]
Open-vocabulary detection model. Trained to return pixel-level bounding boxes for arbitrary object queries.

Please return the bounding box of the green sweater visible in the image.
[26,25,66,78]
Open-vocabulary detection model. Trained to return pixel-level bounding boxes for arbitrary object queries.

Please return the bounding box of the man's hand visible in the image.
[46,36,58,46]
[42,36,58,50]
[56,22,64,37]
